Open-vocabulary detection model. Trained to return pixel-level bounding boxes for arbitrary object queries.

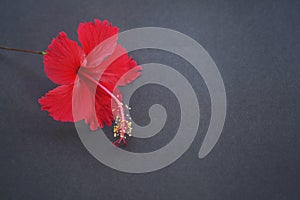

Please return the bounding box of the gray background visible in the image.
[0,0,299,199]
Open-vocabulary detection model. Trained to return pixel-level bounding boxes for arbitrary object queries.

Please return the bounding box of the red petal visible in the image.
[84,110,99,131]
[77,19,119,56]
[95,82,122,128]
[39,84,74,122]
[86,44,142,87]
[81,33,117,68]
[44,32,84,85]
[105,45,142,86]
[72,79,94,122]
[86,82,121,129]
[39,80,92,122]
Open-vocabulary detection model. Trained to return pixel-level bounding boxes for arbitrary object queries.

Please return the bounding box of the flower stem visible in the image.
[0,46,46,55]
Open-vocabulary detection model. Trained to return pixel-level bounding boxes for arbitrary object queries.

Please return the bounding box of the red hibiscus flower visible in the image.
[38,19,142,145]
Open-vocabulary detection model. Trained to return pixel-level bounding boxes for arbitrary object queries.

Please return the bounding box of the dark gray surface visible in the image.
[0,0,299,199]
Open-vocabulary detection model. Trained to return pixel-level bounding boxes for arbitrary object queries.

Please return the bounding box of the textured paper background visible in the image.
[0,0,299,199]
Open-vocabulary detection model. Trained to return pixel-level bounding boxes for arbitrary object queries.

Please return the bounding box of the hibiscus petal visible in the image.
[84,110,99,131]
[39,80,92,122]
[39,84,74,122]
[78,19,119,56]
[81,33,117,68]
[83,82,121,129]
[96,82,122,127]
[72,79,94,122]
[44,32,84,85]
[89,44,142,86]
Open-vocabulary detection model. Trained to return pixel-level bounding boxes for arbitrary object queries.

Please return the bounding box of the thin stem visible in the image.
[0,46,45,55]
